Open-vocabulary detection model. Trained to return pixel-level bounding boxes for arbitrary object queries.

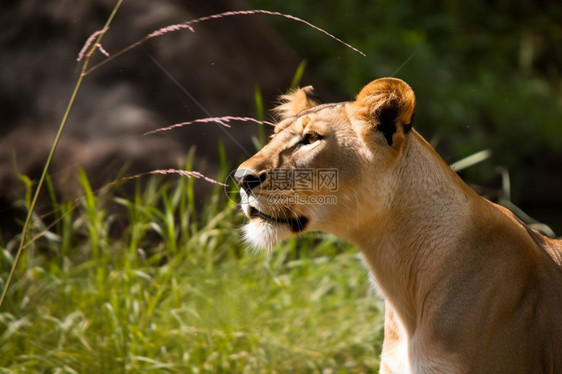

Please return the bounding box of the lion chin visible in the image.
[241,218,293,252]
[239,189,309,251]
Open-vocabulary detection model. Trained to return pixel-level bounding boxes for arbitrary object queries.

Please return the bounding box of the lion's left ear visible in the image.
[355,78,416,147]
[273,86,322,119]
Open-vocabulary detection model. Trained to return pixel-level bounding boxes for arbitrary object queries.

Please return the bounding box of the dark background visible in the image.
[1,0,561,237]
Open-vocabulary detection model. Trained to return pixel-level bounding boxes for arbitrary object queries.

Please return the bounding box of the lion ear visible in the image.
[273,86,323,119]
[355,78,416,147]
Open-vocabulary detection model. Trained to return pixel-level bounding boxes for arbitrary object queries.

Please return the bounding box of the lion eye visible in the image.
[299,132,323,151]
[302,132,322,145]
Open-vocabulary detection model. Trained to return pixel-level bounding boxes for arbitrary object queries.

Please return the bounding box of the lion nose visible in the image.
[234,169,266,194]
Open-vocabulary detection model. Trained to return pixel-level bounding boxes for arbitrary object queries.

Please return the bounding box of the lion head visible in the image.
[235,78,416,250]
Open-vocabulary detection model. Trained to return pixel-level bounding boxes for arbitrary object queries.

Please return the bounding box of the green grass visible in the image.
[0,168,384,373]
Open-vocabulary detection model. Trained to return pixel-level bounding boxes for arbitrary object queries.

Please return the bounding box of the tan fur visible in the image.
[235,78,562,373]
[273,85,322,119]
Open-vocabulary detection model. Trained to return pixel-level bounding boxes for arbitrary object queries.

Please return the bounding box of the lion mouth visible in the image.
[249,207,309,233]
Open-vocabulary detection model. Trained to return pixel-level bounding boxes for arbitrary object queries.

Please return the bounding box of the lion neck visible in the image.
[344,130,478,332]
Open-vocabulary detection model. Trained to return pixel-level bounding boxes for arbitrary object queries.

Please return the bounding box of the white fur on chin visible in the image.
[242,218,293,253]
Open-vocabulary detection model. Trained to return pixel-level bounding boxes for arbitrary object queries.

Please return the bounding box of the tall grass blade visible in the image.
[143,116,274,136]
[449,149,492,172]
[84,9,365,76]
[290,60,308,89]
[0,0,124,310]
[252,86,267,150]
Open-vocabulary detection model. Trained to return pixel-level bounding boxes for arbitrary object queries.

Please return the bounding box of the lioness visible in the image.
[234,78,562,373]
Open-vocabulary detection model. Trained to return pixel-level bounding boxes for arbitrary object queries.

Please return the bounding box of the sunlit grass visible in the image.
[0,169,383,373]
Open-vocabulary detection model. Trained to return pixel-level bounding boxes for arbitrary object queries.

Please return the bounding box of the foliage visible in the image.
[0,171,383,373]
